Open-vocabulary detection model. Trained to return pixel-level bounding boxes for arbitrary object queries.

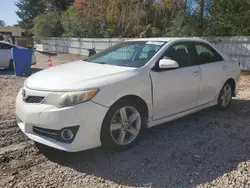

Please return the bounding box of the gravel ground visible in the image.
[0,53,250,188]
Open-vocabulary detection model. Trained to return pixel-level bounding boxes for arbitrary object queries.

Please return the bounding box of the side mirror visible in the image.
[159,59,179,69]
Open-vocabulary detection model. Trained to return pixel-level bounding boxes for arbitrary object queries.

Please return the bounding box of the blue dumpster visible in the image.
[11,48,33,76]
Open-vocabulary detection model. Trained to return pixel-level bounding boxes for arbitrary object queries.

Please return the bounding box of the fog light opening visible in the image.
[61,129,74,141]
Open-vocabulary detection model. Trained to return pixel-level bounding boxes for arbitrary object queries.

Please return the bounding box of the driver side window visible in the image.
[163,44,191,68]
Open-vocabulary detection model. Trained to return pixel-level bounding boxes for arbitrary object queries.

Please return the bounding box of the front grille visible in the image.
[33,126,58,139]
[23,96,45,103]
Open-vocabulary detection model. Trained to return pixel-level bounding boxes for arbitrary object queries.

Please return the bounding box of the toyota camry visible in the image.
[16,38,241,152]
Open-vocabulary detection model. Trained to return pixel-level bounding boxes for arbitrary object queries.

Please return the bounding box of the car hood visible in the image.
[26,61,137,91]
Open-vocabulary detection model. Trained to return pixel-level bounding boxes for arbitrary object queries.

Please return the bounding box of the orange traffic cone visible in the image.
[47,56,52,67]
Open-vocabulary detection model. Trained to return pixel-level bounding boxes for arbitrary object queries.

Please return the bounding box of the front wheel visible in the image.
[217,82,233,110]
[101,100,145,150]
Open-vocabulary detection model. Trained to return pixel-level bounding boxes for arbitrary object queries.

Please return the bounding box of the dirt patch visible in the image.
[0,55,250,188]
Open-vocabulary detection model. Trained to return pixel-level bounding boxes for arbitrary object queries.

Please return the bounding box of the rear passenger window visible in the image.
[163,44,190,68]
[194,44,223,64]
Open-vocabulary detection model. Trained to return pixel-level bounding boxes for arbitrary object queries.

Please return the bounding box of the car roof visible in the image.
[128,37,231,61]
[127,37,208,43]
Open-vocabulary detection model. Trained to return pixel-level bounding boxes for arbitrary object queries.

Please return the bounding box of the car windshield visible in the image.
[87,41,166,68]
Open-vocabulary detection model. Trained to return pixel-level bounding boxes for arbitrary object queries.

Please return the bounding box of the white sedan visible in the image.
[16,38,241,152]
[0,41,36,70]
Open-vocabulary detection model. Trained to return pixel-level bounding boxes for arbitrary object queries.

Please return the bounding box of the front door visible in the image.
[150,43,201,120]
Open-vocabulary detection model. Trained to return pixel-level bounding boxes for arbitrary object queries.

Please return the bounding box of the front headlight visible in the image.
[43,89,99,108]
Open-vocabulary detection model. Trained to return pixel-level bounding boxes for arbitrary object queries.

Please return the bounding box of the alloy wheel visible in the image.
[221,84,232,107]
[110,106,141,146]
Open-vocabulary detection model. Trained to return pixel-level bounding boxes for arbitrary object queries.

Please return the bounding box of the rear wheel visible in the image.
[101,100,145,150]
[217,82,232,110]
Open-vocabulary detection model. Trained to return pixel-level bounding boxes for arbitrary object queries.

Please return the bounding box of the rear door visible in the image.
[0,43,13,68]
[191,42,228,106]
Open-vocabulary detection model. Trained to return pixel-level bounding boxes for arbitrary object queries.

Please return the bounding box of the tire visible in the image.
[217,82,233,110]
[8,59,14,70]
[101,100,146,150]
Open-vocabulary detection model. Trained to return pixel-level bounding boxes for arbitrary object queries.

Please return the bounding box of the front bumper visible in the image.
[15,88,108,152]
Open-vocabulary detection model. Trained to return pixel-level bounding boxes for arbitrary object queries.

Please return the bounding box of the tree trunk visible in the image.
[199,0,205,35]
[200,0,204,19]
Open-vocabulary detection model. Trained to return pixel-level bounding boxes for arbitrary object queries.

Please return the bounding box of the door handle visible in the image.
[192,71,200,76]
[222,65,228,70]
